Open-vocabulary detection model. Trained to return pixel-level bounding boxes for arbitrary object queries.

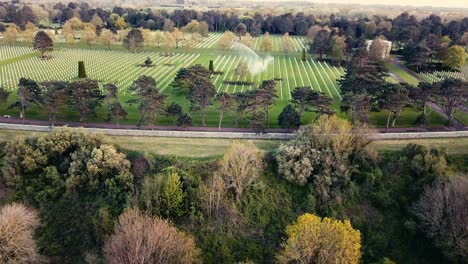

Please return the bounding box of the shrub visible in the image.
[222,80,254,86]
[104,209,201,263]
[78,61,87,78]
[278,104,301,129]
[209,60,214,72]
[0,203,41,263]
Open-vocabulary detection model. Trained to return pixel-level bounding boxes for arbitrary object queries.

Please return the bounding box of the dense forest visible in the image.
[0,116,467,263]
[2,1,468,72]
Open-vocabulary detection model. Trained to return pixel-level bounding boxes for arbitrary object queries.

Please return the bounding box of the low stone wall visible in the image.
[1,123,468,140]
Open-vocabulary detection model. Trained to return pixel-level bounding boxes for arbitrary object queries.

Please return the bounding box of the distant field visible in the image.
[0,129,467,157]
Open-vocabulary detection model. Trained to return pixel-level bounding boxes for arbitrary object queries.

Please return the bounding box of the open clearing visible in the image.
[0,129,467,157]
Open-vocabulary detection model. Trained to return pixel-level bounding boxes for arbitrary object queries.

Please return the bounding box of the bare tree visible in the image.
[104,209,201,264]
[413,175,468,260]
[0,203,42,264]
[217,142,264,202]
[200,174,226,219]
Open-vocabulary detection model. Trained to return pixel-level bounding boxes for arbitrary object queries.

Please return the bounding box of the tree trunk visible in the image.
[385,110,391,133]
[391,110,401,127]
[218,111,224,131]
[423,102,428,126]
[201,107,206,127]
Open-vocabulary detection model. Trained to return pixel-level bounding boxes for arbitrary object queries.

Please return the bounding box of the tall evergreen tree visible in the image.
[130,75,166,127]
[10,78,41,122]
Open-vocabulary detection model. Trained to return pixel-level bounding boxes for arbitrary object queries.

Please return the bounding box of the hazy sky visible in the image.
[320,0,467,8]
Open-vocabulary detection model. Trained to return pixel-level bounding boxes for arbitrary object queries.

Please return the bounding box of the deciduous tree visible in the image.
[216,92,232,130]
[240,32,253,47]
[98,29,114,49]
[276,115,376,207]
[109,102,127,128]
[328,35,346,65]
[0,203,41,264]
[216,142,264,202]
[123,28,144,52]
[436,78,468,126]
[0,87,11,104]
[154,30,164,48]
[172,28,185,48]
[218,30,236,49]
[309,29,329,59]
[381,83,411,132]
[444,45,466,70]
[81,24,96,48]
[413,175,468,260]
[104,209,201,264]
[276,213,361,264]
[4,25,19,45]
[33,31,54,57]
[281,32,294,55]
[260,32,273,52]
[2,128,133,261]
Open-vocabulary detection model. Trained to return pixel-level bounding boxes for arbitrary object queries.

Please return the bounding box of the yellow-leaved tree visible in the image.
[276,213,361,264]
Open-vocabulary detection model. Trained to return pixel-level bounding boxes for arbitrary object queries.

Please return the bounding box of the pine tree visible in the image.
[278,104,301,128]
[278,104,301,129]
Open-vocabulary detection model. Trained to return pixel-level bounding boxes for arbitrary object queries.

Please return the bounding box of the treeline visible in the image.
[0,117,467,263]
[1,1,468,42]
[336,46,468,129]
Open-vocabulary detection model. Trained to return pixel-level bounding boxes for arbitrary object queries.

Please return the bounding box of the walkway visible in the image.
[0,118,467,140]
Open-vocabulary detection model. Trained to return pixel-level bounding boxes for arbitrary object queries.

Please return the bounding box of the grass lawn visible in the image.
[454,110,468,125]
[0,39,344,128]
[0,38,464,129]
[384,62,420,86]
[1,129,468,157]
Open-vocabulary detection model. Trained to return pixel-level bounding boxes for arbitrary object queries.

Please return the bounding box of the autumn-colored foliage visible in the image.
[277,213,361,264]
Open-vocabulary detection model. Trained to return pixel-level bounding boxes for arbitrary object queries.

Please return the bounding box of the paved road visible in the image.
[1,122,468,140]
[0,116,466,135]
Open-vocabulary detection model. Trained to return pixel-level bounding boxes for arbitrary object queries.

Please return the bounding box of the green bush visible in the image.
[78,61,87,78]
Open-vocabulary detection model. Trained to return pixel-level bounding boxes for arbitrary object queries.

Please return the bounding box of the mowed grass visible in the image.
[0,129,282,158]
[0,37,461,128]
[0,40,344,128]
[384,62,420,86]
[0,129,467,157]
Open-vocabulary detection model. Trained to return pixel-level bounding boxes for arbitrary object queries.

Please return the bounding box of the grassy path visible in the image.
[0,129,467,158]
